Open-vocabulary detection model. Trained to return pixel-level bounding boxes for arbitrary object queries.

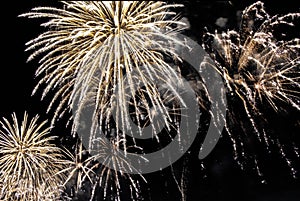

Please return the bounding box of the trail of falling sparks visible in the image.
[202,1,300,180]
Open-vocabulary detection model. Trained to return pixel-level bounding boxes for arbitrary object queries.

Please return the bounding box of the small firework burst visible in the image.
[202,1,300,178]
[89,137,146,201]
[57,140,96,196]
[0,112,66,200]
[57,137,147,201]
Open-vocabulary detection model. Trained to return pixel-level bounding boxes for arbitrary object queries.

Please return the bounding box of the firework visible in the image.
[89,137,147,201]
[55,137,147,201]
[56,140,96,195]
[0,112,66,200]
[202,1,300,178]
[20,1,188,138]
[19,1,190,200]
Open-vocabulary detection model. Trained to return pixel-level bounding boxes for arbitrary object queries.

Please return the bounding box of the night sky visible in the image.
[2,1,300,201]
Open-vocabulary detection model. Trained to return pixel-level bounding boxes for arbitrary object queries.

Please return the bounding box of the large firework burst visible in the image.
[202,1,300,178]
[20,1,188,139]
[20,1,189,200]
[0,112,66,200]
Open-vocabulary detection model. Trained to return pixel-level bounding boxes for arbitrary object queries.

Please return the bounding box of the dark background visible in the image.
[2,1,300,201]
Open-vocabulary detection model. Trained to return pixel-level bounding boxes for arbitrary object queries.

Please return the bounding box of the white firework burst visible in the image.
[20,2,188,200]
[20,1,188,140]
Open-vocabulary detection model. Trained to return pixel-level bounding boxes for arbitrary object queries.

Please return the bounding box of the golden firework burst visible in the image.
[0,112,67,200]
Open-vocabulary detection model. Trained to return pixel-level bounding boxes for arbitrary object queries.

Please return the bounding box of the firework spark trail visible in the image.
[202,1,300,178]
[0,112,67,200]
